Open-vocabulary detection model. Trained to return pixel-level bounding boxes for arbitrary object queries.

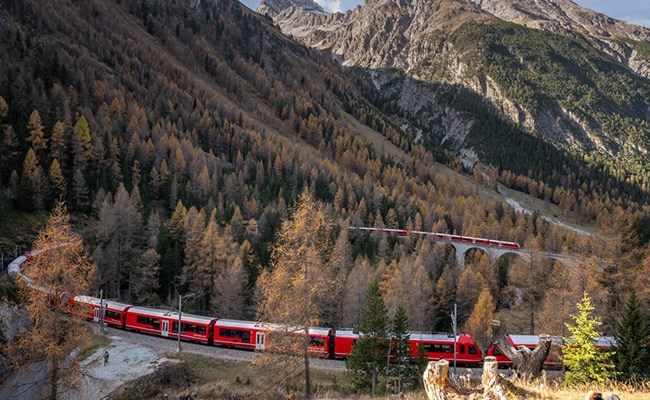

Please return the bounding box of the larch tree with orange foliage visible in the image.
[464,285,496,356]
[8,201,98,400]
[255,189,337,400]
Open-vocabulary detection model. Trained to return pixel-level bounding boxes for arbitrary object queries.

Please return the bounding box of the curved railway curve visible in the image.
[7,234,590,372]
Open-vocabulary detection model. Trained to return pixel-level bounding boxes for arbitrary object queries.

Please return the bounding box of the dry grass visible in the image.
[110,352,650,399]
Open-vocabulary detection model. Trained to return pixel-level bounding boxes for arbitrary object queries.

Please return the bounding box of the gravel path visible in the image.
[57,325,349,399]
[61,333,170,400]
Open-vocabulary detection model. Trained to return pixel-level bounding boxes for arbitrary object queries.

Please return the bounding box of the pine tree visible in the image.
[613,288,650,381]
[345,280,390,395]
[72,115,93,170]
[49,158,67,201]
[27,109,47,153]
[388,305,422,393]
[93,184,144,300]
[562,291,616,384]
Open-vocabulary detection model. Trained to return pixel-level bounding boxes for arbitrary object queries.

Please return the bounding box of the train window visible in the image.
[105,310,121,320]
[309,337,325,347]
[182,324,206,335]
[171,322,208,334]
[136,315,160,329]
[469,345,478,354]
[459,345,465,354]
[425,344,454,353]
[492,347,502,356]
[219,328,251,342]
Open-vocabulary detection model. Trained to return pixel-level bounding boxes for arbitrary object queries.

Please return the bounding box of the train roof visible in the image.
[127,306,217,324]
[73,295,133,310]
[214,319,265,329]
[595,336,616,347]
[405,332,475,343]
[508,334,567,346]
[293,326,358,338]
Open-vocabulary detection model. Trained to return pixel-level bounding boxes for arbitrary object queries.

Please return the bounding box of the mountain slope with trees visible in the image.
[1,1,650,391]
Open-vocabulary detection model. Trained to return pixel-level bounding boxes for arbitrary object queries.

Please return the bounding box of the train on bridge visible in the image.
[349,226,521,249]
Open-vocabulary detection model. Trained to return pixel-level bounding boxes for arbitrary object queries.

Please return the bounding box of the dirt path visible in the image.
[61,334,170,400]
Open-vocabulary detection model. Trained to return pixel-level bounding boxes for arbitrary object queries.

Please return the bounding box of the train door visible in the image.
[255,332,265,351]
[161,320,169,337]
[93,307,100,322]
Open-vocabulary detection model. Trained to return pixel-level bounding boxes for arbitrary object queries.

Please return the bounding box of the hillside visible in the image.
[1,0,650,388]
[262,0,650,206]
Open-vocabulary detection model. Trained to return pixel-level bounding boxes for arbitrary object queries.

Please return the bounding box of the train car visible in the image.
[213,319,267,350]
[125,306,216,345]
[294,326,330,357]
[289,327,358,359]
[71,295,133,328]
[594,336,617,349]
[485,335,564,369]
[409,333,483,366]
[331,328,358,359]
[7,254,30,278]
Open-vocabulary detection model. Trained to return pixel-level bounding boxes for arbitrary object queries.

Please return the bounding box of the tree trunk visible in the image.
[481,356,507,400]
[423,357,517,400]
[490,320,551,379]
[423,359,465,400]
[50,358,58,400]
[304,329,311,400]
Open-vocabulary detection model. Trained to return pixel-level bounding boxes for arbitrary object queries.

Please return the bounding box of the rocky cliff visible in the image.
[259,0,650,172]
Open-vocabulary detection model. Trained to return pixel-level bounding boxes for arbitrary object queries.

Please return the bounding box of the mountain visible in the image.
[257,0,325,16]
[1,0,650,353]
[260,0,650,192]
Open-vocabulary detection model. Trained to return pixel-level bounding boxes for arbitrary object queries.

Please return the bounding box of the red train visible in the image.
[68,291,485,363]
[12,250,602,371]
[349,227,521,249]
[410,332,483,366]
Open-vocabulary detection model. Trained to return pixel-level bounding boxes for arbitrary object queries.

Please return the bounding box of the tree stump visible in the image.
[481,356,507,400]
[423,359,465,400]
[490,320,551,379]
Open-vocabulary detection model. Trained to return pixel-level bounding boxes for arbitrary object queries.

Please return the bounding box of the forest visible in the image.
[1,0,650,347]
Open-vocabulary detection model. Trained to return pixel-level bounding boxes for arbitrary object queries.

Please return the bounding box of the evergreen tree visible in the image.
[26,109,47,153]
[562,292,616,384]
[613,288,650,381]
[388,305,422,393]
[346,280,390,395]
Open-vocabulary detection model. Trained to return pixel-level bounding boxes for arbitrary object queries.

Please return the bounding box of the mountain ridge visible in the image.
[259,0,650,189]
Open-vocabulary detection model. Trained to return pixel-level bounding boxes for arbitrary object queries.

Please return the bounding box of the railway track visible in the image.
[101,325,348,370]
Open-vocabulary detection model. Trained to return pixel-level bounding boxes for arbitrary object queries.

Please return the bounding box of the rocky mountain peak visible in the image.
[262,0,650,181]
[265,0,650,72]
[258,0,326,16]
[469,0,650,42]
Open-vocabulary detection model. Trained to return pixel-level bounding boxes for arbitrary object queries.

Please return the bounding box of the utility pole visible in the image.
[451,303,457,377]
[178,293,194,352]
[530,250,535,334]
[99,289,105,334]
